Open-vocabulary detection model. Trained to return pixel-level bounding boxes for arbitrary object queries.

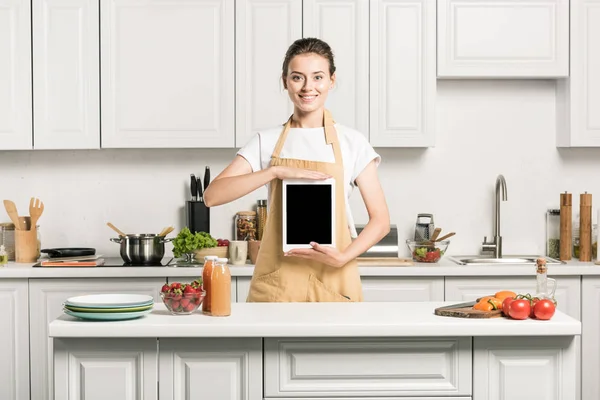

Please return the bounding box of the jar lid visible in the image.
[547,209,560,215]
[217,257,228,263]
[236,211,256,216]
[0,222,15,230]
[204,255,218,261]
[257,199,267,206]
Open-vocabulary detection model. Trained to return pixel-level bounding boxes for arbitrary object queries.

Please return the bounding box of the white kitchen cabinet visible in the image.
[444,276,581,319]
[32,0,100,149]
[264,337,472,397]
[581,277,600,400]
[0,0,32,150]
[100,0,234,148]
[474,337,578,400]
[236,0,300,147]
[557,0,600,147]
[159,338,262,400]
[54,338,158,400]
[370,0,436,147]
[303,0,369,135]
[29,278,163,400]
[236,276,251,302]
[437,0,569,78]
[0,280,29,400]
[362,277,444,301]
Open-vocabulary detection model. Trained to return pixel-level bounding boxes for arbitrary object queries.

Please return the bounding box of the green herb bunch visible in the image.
[172,228,218,258]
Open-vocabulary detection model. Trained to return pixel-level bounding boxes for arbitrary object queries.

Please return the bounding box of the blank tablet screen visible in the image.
[285,184,333,245]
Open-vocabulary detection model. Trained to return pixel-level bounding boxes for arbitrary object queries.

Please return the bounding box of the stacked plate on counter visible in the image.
[63,294,154,321]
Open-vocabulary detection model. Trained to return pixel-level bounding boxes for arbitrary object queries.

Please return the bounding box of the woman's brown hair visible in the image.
[281,38,336,79]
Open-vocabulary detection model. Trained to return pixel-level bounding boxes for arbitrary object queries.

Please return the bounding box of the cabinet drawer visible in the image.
[264,337,472,397]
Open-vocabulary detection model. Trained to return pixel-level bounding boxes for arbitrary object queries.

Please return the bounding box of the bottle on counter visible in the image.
[257,200,267,241]
[0,245,7,266]
[593,224,598,261]
[534,258,556,300]
[201,255,218,315]
[546,209,560,259]
[210,257,231,317]
[559,192,572,261]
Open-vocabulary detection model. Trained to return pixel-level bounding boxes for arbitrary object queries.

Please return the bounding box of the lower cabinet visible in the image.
[29,278,164,400]
[158,338,262,400]
[582,277,600,400]
[0,279,29,400]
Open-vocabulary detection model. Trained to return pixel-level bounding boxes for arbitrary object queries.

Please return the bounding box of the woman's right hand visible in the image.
[271,166,331,180]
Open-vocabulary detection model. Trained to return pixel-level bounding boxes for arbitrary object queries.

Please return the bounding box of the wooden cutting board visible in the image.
[357,257,414,266]
[434,300,504,319]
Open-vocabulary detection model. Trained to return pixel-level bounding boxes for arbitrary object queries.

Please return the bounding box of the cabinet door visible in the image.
[582,277,600,399]
[101,0,234,148]
[370,0,435,147]
[362,277,444,302]
[29,278,163,400]
[437,0,569,78]
[0,280,29,400]
[236,0,300,147]
[445,276,581,319]
[303,0,369,135]
[32,0,100,149]
[0,0,32,150]
[236,276,251,302]
[159,338,262,400]
[557,0,600,147]
[54,338,158,400]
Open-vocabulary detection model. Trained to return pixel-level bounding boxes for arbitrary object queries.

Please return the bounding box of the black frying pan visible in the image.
[40,248,96,258]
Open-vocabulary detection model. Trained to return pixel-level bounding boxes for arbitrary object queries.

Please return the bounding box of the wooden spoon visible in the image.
[158,226,175,237]
[429,228,442,242]
[435,232,456,242]
[3,200,24,230]
[106,222,127,237]
[29,197,44,229]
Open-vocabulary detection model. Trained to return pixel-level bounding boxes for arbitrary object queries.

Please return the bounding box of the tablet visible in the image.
[282,178,336,252]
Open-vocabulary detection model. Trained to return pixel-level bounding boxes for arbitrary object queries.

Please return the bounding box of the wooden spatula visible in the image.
[107,222,127,237]
[29,198,44,229]
[3,200,24,230]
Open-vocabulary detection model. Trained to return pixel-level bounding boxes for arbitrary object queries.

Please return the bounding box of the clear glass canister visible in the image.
[257,200,267,241]
[546,209,560,259]
[235,211,257,241]
[0,223,16,261]
[573,213,581,258]
[593,224,598,260]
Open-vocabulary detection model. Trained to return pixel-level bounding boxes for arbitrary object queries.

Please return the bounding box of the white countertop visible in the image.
[2,258,600,278]
[49,302,581,338]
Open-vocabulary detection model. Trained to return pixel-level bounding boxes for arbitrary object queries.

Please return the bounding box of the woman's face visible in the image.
[283,53,335,115]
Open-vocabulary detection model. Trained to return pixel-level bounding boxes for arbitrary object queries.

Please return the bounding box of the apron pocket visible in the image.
[247,268,281,302]
[306,274,352,302]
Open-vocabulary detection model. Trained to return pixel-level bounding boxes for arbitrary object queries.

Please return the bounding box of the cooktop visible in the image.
[101,257,175,267]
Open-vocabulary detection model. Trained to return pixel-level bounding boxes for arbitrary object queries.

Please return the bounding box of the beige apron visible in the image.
[247,110,363,302]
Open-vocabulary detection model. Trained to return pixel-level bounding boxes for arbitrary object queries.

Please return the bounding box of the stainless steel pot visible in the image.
[110,234,173,265]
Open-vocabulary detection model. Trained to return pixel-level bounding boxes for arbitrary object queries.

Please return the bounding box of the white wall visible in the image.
[1,79,598,258]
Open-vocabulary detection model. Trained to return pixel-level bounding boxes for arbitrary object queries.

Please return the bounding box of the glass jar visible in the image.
[210,257,231,317]
[546,209,560,259]
[202,255,218,315]
[257,200,267,241]
[593,224,598,260]
[235,211,257,241]
[573,213,581,258]
[0,223,16,261]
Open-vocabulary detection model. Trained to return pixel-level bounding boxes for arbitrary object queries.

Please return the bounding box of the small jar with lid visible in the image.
[0,223,16,261]
[210,257,231,317]
[202,255,218,315]
[593,224,598,260]
[257,200,267,240]
[573,213,581,258]
[235,211,257,241]
[546,209,560,259]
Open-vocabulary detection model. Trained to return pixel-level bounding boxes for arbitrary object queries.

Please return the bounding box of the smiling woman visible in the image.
[202,38,390,303]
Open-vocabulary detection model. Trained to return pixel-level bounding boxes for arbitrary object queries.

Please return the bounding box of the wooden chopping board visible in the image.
[357,257,414,266]
[434,299,503,319]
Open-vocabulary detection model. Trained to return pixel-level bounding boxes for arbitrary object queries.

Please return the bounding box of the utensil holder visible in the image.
[186,201,210,234]
[15,228,39,263]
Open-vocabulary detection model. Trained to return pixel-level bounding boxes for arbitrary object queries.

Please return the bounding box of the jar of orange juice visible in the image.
[201,256,218,315]
[210,257,231,317]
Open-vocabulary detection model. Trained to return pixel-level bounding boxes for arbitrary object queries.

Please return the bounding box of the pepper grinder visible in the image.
[559,192,572,260]
[580,192,592,262]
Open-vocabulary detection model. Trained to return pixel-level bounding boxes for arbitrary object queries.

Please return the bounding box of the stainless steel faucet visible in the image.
[482,174,508,258]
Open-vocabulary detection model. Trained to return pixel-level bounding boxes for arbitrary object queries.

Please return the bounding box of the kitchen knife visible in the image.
[190,174,197,201]
[196,176,203,202]
[203,166,210,197]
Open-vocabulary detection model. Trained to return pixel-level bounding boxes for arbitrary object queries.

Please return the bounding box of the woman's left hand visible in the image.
[285,242,349,268]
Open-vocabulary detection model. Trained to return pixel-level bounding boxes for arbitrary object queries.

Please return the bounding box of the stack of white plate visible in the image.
[63,294,154,321]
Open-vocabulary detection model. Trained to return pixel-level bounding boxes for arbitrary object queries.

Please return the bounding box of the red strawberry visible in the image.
[184,285,196,295]
[171,300,180,310]
[170,282,181,290]
[161,283,170,293]
[181,298,191,308]
[184,302,196,312]
[171,288,182,301]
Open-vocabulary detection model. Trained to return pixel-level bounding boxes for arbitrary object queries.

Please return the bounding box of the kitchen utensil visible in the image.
[106,222,127,237]
[158,226,175,237]
[203,166,210,194]
[190,174,197,201]
[29,197,44,228]
[15,229,39,262]
[110,234,174,265]
[560,192,572,260]
[406,239,450,263]
[40,248,96,258]
[229,241,248,265]
[434,300,503,318]
[435,232,456,242]
[3,200,23,230]
[429,227,441,242]
[161,291,205,315]
[414,213,435,241]
[580,192,592,261]
[197,176,203,202]
[186,201,210,234]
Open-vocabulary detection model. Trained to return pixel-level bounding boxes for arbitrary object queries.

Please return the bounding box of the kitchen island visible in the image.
[50,302,580,400]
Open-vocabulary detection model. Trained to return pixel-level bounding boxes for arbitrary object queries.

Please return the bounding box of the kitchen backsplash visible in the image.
[1,80,599,258]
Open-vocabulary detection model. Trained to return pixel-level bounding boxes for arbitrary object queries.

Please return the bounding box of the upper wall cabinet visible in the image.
[370,0,436,147]
[235,0,300,148]
[303,0,369,137]
[0,0,32,150]
[33,0,100,150]
[437,0,570,78]
[557,0,600,147]
[101,0,234,148]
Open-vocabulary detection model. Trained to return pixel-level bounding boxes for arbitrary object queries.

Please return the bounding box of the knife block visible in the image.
[15,228,39,263]
[186,201,210,234]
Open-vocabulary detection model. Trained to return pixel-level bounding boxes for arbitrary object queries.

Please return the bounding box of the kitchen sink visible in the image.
[449,255,564,265]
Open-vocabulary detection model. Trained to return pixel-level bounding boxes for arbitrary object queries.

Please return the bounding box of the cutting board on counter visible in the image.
[434,300,503,319]
[357,257,414,266]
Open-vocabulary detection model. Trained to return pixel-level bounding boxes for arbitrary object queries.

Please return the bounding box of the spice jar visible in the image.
[235,211,257,241]
[0,223,15,261]
[201,256,218,315]
[546,209,560,259]
[257,200,267,240]
[593,224,598,260]
[210,257,231,317]
[573,213,581,258]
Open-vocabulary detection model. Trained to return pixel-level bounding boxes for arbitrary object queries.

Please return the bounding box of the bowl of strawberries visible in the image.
[160,279,205,315]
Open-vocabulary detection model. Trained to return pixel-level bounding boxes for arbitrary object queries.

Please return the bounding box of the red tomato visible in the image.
[502,297,514,316]
[533,299,556,320]
[530,298,539,318]
[508,299,531,320]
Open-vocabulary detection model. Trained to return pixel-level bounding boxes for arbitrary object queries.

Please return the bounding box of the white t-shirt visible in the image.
[237,124,381,238]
